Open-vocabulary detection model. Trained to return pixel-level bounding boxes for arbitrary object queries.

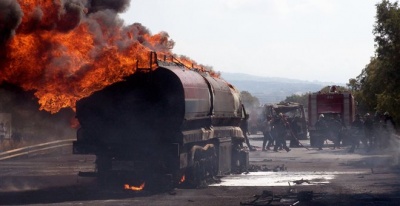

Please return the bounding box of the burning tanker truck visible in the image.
[73,53,249,189]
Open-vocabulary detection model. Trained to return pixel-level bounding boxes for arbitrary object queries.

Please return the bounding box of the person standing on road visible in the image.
[373,112,384,149]
[328,115,343,149]
[273,113,290,152]
[262,115,274,151]
[364,113,375,151]
[381,112,396,149]
[240,108,256,151]
[315,114,328,150]
[349,114,364,153]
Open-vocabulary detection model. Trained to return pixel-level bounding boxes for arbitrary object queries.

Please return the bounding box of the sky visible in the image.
[120,0,383,83]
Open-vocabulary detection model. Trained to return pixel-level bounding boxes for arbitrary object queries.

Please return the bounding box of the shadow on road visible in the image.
[0,183,160,205]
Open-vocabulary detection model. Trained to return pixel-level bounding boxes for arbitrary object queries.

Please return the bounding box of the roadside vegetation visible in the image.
[348,0,400,124]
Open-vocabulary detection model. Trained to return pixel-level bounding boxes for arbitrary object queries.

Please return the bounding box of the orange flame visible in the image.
[0,0,219,114]
[179,175,186,184]
[124,182,145,191]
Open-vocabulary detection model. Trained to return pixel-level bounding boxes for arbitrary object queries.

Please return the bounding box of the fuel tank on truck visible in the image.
[74,63,244,156]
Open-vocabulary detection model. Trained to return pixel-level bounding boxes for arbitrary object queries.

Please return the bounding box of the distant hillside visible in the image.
[220,72,342,104]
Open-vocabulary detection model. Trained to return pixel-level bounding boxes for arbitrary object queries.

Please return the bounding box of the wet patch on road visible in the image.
[211,171,361,187]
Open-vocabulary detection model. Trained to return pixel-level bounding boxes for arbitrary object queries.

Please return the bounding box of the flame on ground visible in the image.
[124,182,145,191]
[0,0,219,114]
[179,175,185,184]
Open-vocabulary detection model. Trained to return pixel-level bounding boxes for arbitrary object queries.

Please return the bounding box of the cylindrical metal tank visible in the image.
[75,65,243,151]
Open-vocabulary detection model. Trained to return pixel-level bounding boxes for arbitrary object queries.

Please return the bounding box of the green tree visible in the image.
[240,91,260,110]
[349,58,385,114]
[319,85,350,93]
[350,0,400,124]
[283,93,309,107]
[373,0,400,120]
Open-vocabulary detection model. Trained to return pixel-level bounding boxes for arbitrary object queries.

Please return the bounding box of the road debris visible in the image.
[292,178,311,185]
[247,164,287,172]
[240,190,315,205]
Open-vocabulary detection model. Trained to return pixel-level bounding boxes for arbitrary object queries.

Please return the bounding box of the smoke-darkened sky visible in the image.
[120,0,382,83]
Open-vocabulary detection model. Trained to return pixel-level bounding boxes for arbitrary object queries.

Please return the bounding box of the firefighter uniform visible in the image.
[315,114,328,150]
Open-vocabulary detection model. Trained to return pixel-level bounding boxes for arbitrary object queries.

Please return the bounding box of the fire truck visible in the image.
[308,86,356,146]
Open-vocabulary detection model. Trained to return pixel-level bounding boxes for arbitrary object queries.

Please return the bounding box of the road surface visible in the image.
[0,135,399,205]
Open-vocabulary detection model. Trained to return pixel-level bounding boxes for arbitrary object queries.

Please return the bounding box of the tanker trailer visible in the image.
[73,56,248,189]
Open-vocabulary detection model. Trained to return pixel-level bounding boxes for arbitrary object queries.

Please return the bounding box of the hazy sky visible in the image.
[120,0,382,83]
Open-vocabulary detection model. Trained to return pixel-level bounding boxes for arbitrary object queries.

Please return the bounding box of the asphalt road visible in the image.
[0,135,400,205]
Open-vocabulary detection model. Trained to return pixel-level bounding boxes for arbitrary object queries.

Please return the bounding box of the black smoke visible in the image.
[88,0,131,13]
[0,0,22,45]
[56,1,84,32]
[0,0,132,44]
[0,82,76,144]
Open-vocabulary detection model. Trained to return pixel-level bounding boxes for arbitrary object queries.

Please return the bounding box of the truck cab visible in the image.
[308,86,355,146]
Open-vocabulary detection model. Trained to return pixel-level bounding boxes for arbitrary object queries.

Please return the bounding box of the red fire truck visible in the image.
[308,86,356,146]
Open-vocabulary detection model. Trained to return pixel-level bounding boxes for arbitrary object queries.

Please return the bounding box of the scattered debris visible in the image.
[240,190,315,205]
[247,164,287,172]
[292,178,311,185]
[290,200,300,206]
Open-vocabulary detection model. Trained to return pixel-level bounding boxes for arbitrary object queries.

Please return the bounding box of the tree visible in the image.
[318,85,350,93]
[349,0,400,125]
[373,0,400,120]
[283,93,309,107]
[240,91,260,110]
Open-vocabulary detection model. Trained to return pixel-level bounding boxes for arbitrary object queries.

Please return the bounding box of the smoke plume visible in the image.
[0,0,22,45]
[0,0,178,113]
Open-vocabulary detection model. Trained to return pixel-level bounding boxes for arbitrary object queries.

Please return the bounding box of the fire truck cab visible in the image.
[308,86,355,146]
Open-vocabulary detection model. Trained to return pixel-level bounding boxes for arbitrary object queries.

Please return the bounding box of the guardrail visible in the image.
[0,139,74,161]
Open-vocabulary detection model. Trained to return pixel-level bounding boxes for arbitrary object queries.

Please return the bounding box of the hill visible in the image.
[220,72,342,104]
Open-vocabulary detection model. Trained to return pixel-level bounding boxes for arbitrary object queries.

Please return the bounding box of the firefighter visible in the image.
[273,113,290,152]
[241,113,256,151]
[328,114,343,149]
[381,112,396,149]
[289,116,302,147]
[373,111,384,149]
[315,114,328,150]
[349,114,364,153]
[262,115,274,151]
[363,113,375,150]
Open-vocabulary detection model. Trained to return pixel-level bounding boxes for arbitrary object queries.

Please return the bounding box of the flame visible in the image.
[179,175,186,184]
[124,182,145,191]
[70,117,80,129]
[0,0,219,114]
